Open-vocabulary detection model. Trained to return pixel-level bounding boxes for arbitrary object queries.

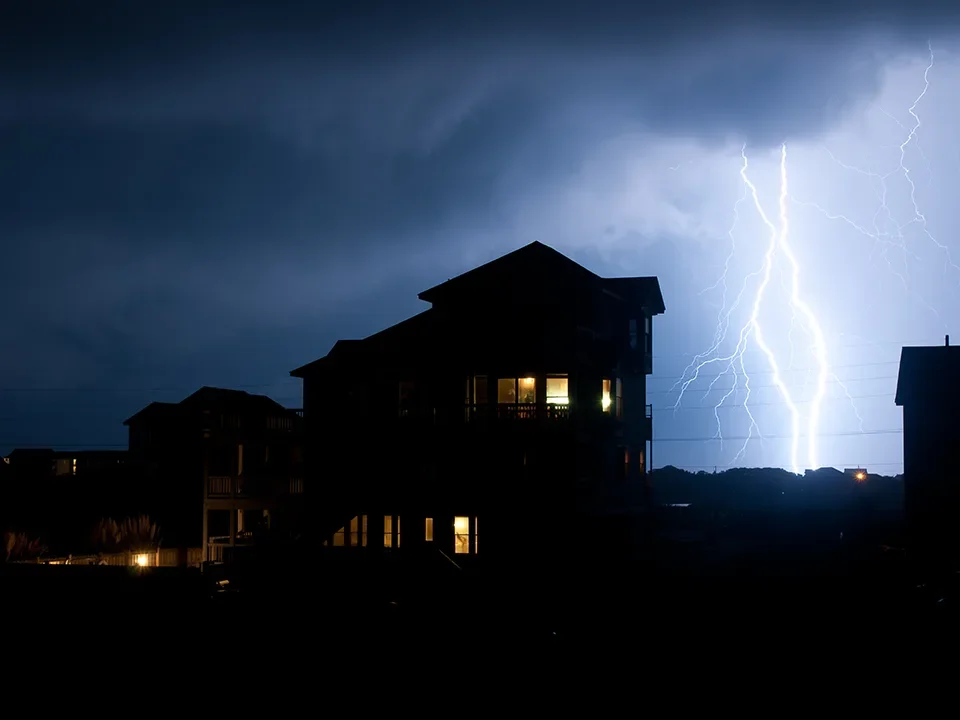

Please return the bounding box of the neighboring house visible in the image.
[290,241,665,564]
[124,387,304,561]
[895,338,960,567]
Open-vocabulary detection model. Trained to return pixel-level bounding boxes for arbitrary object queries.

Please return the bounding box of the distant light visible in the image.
[855,471,866,482]
[135,554,149,567]
[601,395,611,411]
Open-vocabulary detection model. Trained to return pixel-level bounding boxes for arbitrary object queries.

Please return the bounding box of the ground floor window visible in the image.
[330,515,367,547]
[454,516,478,555]
[384,515,401,548]
[425,517,434,542]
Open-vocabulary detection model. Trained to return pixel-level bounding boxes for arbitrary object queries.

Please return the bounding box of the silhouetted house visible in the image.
[290,241,664,565]
[895,341,960,566]
[124,387,304,560]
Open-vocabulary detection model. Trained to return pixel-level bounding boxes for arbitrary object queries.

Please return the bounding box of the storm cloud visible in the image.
[2,0,959,468]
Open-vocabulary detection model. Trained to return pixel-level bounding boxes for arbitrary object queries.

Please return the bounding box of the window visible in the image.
[399,381,415,417]
[454,516,478,555]
[602,379,612,413]
[615,379,622,418]
[497,378,517,404]
[498,377,536,404]
[623,448,630,479]
[644,316,652,353]
[425,517,434,542]
[237,444,244,476]
[349,515,367,547]
[384,515,400,548]
[546,376,569,405]
[474,376,488,404]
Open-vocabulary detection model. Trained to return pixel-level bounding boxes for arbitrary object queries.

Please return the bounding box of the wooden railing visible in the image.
[206,475,305,498]
[462,403,570,422]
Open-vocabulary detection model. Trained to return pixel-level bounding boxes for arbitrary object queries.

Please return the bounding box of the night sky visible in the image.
[3,1,960,473]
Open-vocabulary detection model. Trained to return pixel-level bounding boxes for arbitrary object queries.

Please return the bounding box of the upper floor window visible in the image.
[602,378,623,416]
[399,381,415,417]
[644,316,652,353]
[629,318,638,349]
[466,376,488,405]
[546,375,569,405]
[498,377,536,404]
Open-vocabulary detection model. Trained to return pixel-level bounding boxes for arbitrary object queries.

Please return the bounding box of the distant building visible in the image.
[4,448,128,479]
[895,339,960,566]
[290,241,665,565]
[124,387,304,560]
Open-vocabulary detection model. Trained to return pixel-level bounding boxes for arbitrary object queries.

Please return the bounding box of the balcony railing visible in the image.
[462,403,570,423]
[206,475,305,498]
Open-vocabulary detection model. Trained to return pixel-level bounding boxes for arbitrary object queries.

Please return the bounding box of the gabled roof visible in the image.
[124,387,294,425]
[290,312,436,378]
[603,277,666,315]
[122,401,178,426]
[417,241,601,305]
[895,345,960,406]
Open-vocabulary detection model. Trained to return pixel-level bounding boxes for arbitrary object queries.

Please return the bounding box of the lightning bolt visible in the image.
[672,41,948,474]
[674,145,822,474]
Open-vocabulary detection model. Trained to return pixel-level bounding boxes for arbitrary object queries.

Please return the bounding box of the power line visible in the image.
[653,428,902,442]
[652,391,895,409]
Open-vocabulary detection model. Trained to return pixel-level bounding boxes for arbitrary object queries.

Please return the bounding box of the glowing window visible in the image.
[425,517,434,542]
[546,376,568,405]
[602,379,612,413]
[349,515,367,547]
[454,516,470,554]
[384,515,400,548]
[454,516,478,555]
[497,378,517,404]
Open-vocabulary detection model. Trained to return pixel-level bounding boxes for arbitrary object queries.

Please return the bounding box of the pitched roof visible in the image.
[123,387,294,425]
[417,241,600,305]
[603,277,666,315]
[895,345,960,406]
[290,312,436,378]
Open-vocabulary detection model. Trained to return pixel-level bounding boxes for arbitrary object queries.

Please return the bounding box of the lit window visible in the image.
[546,376,568,405]
[425,517,434,542]
[497,378,517,404]
[71,458,77,476]
[349,515,367,547]
[455,516,469,554]
[602,379,612,412]
[384,515,400,548]
[454,516,478,555]
[518,377,536,403]
[333,524,345,546]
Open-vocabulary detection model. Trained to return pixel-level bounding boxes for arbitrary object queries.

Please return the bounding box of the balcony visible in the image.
[464,403,570,422]
[206,474,305,499]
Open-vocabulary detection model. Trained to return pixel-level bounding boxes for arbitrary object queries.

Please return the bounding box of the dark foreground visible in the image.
[8,536,958,676]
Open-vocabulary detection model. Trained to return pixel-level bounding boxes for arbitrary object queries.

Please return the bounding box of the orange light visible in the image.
[855,471,866,482]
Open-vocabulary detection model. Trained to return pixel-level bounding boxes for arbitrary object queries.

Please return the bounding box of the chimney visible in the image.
[947,335,950,347]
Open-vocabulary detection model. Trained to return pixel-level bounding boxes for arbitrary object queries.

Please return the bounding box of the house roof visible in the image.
[417,241,601,305]
[289,312,436,378]
[289,241,666,378]
[123,387,295,425]
[603,277,666,315]
[895,345,960,406]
